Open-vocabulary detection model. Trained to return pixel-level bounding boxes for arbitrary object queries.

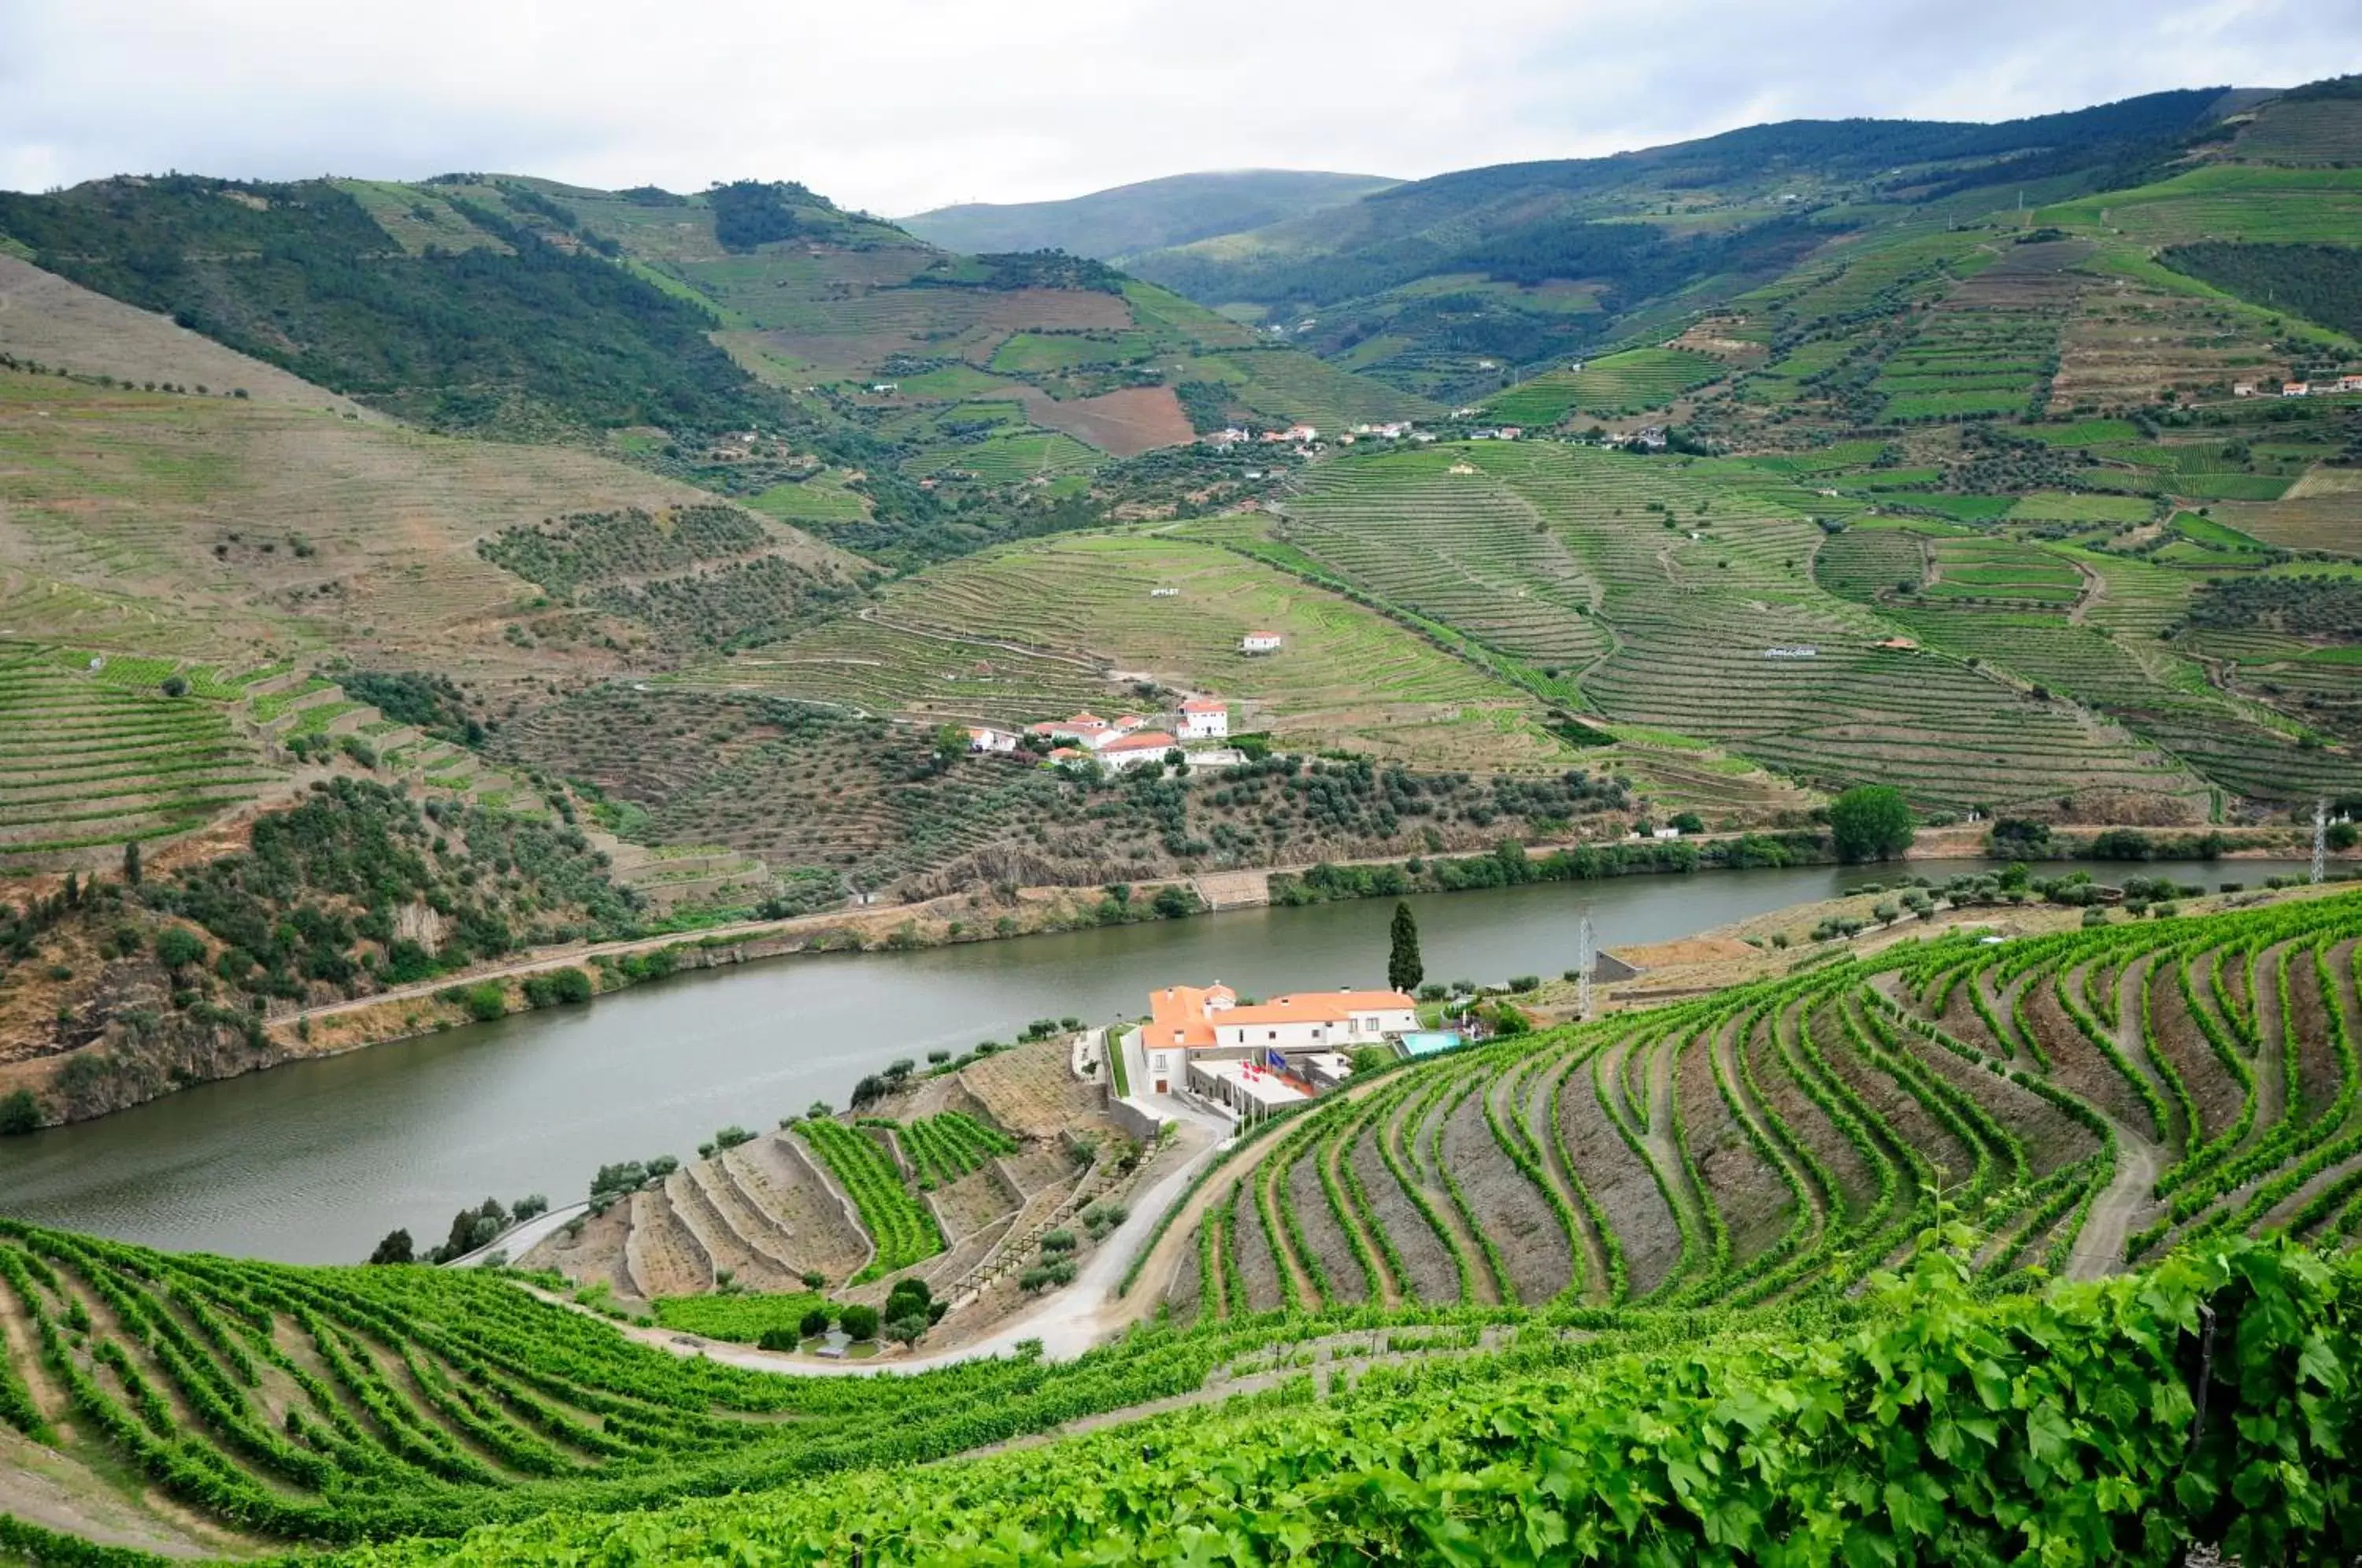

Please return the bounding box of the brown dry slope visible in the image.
[0,253,373,418]
[0,366,863,697]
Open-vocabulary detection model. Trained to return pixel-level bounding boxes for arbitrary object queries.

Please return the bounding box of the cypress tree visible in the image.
[1387,900,1423,993]
[122,841,142,886]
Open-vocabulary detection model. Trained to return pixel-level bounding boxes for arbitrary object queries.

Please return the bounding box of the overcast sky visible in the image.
[2,1,2356,215]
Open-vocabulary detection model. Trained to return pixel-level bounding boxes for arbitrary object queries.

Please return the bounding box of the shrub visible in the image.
[1039,1229,1077,1255]
[153,926,206,971]
[461,982,508,1022]
[798,1307,831,1338]
[0,1090,39,1136]
[838,1304,879,1341]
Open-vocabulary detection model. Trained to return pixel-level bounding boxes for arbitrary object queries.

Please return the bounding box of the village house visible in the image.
[964,726,1019,754]
[1240,631,1283,655]
[1096,730,1181,770]
[1134,983,1418,1100]
[1178,697,1230,740]
[2284,382,2312,398]
[1025,711,1153,751]
[2342,375,2362,394]
[2233,382,2258,398]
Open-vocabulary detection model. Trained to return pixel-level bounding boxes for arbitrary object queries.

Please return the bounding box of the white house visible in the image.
[1241,631,1283,655]
[1098,730,1179,770]
[1136,984,1419,1094]
[1283,423,1319,444]
[2233,382,2258,398]
[1178,697,1230,740]
[2284,382,2312,398]
[2342,375,2362,394]
[965,726,1019,753]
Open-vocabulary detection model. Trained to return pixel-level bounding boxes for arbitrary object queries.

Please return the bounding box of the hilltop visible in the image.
[899,168,1399,260]
[1124,86,2285,401]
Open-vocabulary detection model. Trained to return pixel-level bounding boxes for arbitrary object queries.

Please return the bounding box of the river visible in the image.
[0,857,2304,1263]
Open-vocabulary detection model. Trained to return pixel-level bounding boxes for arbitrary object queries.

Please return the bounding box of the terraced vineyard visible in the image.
[1483,348,1723,425]
[1173,886,2362,1323]
[11,889,2362,1562]
[795,1120,945,1283]
[707,531,1577,773]
[1279,442,2215,813]
[897,1113,1020,1188]
[0,648,283,870]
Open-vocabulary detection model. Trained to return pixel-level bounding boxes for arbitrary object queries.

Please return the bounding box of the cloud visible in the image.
[1,0,2355,213]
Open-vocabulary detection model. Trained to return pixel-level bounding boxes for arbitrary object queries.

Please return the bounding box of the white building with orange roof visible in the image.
[1177,697,1229,740]
[1096,730,1180,770]
[1131,982,1417,1096]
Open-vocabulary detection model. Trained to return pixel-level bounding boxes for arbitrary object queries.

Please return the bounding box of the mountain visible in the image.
[1124,87,2253,400]
[898,168,1398,260]
[0,172,1428,568]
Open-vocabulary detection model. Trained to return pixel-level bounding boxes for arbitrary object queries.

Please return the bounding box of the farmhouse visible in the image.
[2283,382,2311,398]
[2233,383,2258,398]
[1131,983,1418,1100]
[1097,730,1180,770]
[1241,631,1283,654]
[1178,697,1230,740]
[1026,710,1153,750]
[964,726,1019,753]
[2342,375,2362,394]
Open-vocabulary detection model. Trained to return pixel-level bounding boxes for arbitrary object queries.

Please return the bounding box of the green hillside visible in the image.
[9,887,2362,1560]
[1129,88,2240,401]
[900,169,1400,259]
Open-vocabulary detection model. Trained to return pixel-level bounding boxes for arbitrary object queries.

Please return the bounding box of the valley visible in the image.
[4,58,2362,1567]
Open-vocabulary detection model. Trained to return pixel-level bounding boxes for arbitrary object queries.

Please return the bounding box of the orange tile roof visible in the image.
[1180,697,1227,712]
[1143,984,1415,1051]
[1101,730,1178,753]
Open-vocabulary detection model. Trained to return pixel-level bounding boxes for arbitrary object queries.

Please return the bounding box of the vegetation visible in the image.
[0,176,775,437]
[794,1120,944,1283]
[10,887,2362,1558]
[1386,900,1423,993]
[1827,784,1916,862]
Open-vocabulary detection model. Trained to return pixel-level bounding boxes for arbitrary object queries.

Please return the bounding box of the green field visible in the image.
[1483,349,1724,424]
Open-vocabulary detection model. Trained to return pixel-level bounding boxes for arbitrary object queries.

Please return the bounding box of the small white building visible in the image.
[2342,375,2362,394]
[1241,631,1283,655]
[1178,697,1229,740]
[2233,382,2258,398]
[1652,826,1682,841]
[2283,382,2312,398]
[965,726,1019,753]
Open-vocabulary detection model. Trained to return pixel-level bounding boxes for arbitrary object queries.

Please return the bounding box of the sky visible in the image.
[2,0,2357,216]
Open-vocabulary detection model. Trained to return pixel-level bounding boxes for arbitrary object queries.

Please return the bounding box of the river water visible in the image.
[0,857,2302,1263]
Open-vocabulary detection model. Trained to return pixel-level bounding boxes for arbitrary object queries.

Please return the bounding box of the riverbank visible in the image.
[0,850,2321,1263]
[1,820,2330,1135]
